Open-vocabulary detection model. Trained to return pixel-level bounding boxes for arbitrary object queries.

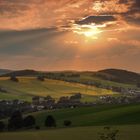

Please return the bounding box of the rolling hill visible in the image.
[1,68,140,86]
[0,77,116,101]
[1,103,140,140]
[1,69,43,77]
[31,103,140,127]
[0,69,12,76]
[96,69,140,84]
[0,68,139,101]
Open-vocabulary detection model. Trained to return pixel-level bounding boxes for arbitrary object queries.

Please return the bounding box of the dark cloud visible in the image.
[0,27,62,55]
[125,15,140,25]
[0,0,139,72]
[126,0,140,14]
[121,0,140,25]
[0,27,57,38]
[133,0,140,9]
[118,0,129,4]
[0,0,138,29]
[75,15,116,25]
[0,0,30,16]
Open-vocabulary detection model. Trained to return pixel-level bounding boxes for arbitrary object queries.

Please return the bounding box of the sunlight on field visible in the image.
[0,77,117,101]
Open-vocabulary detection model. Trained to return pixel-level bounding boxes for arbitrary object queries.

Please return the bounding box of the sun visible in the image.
[83,28,101,37]
[72,24,102,39]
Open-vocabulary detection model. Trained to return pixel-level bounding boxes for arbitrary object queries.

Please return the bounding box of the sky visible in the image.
[0,0,140,72]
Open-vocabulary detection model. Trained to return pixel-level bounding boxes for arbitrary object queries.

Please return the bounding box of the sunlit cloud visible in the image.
[0,0,139,72]
[0,0,138,30]
[92,0,132,14]
[72,24,102,39]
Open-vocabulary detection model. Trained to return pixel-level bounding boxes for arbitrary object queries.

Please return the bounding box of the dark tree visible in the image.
[45,95,53,101]
[70,93,82,100]
[10,76,19,82]
[23,115,36,128]
[0,121,5,132]
[137,83,140,88]
[35,126,40,130]
[45,115,56,127]
[8,111,23,130]
[37,76,45,81]
[63,120,72,127]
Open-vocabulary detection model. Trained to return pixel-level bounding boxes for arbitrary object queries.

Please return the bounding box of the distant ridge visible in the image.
[0,69,44,77]
[1,68,140,85]
[0,69,12,75]
[96,69,140,84]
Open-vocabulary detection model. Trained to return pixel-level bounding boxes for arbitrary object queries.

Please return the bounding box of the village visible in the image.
[0,89,140,120]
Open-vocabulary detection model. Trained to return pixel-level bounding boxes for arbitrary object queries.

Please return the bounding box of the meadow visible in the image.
[0,75,140,140]
[0,77,118,102]
[31,103,140,127]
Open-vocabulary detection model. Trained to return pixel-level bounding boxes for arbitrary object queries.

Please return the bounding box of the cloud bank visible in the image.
[0,0,139,72]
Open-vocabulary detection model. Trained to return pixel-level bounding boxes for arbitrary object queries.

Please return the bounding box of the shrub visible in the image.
[45,115,56,127]
[137,83,140,88]
[23,115,36,128]
[37,76,45,81]
[10,76,19,82]
[0,121,5,132]
[98,126,119,140]
[8,111,23,130]
[70,93,82,100]
[64,120,72,127]
[35,126,40,130]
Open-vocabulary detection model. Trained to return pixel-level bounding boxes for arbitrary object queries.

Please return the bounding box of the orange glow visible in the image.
[72,24,103,39]
[0,0,139,72]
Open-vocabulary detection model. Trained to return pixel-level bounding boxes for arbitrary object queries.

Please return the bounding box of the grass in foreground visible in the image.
[1,104,140,140]
[0,125,140,140]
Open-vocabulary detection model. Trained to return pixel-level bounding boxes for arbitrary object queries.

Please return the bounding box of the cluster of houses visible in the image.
[0,99,32,119]
[98,95,140,104]
[0,93,88,119]
[0,89,140,119]
[122,89,140,95]
[32,93,88,110]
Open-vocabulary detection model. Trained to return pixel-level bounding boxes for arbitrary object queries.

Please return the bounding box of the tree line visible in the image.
[0,111,72,132]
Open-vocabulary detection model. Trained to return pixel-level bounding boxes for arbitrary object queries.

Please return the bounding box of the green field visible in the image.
[3,104,140,127]
[0,77,118,102]
[1,102,140,140]
[0,75,140,140]
[30,103,140,127]
[60,72,137,88]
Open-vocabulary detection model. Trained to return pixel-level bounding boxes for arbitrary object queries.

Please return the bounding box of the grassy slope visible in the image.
[1,103,140,140]
[68,73,137,88]
[1,69,139,86]
[0,77,117,101]
[46,71,137,88]
[97,69,140,84]
[31,104,140,127]
[0,125,140,140]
